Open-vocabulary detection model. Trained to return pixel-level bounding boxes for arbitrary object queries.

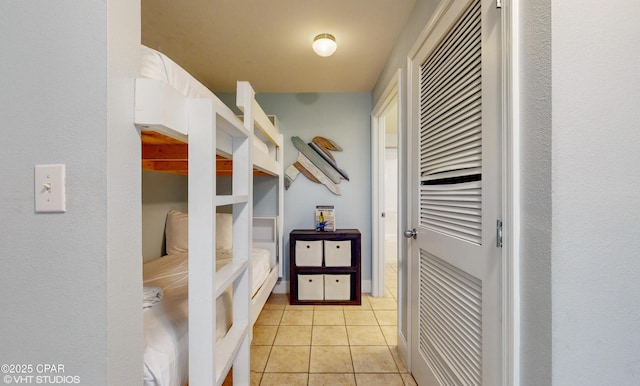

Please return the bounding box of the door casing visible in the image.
[371,69,410,366]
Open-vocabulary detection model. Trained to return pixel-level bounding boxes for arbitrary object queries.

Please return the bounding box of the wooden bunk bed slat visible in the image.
[142,142,188,158]
[141,131,185,145]
[141,160,188,175]
[141,157,273,177]
[141,134,276,176]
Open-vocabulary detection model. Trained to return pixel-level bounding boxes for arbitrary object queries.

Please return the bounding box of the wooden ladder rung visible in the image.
[214,322,250,386]
[215,259,249,298]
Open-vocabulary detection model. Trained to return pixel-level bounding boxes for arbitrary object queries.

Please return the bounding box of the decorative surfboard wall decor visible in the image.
[285,136,349,195]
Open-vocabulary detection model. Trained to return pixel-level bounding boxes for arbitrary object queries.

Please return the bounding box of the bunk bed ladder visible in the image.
[188,94,252,386]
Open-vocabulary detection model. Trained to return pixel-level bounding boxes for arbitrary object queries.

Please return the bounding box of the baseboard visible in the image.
[272,280,288,294]
[361,279,371,294]
[271,279,372,294]
[397,331,409,371]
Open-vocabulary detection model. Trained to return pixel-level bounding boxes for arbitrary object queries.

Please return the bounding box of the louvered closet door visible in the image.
[408,0,502,385]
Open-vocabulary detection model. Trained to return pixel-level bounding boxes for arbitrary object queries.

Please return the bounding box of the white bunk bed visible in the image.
[142,213,278,386]
[136,45,284,386]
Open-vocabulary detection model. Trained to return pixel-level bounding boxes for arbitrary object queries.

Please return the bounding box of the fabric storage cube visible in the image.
[295,240,323,266]
[298,274,324,300]
[323,274,351,300]
[324,240,351,266]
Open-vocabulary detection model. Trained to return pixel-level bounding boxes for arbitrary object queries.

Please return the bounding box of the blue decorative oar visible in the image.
[309,137,349,181]
[291,136,342,184]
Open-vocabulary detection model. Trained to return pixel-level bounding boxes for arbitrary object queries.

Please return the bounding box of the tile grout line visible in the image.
[254,284,408,385]
[306,307,313,385]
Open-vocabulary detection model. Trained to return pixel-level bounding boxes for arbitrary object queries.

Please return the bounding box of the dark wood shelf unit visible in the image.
[289,229,361,306]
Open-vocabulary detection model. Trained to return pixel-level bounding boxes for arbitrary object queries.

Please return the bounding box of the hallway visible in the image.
[248,262,413,385]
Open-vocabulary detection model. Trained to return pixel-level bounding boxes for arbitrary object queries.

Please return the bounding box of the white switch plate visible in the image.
[35,164,66,213]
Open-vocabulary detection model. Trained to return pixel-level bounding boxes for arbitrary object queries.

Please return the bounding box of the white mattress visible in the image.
[140,45,270,155]
[142,249,272,386]
[141,45,213,100]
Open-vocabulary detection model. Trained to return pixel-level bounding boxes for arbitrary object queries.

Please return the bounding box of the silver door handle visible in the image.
[403,229,417,239]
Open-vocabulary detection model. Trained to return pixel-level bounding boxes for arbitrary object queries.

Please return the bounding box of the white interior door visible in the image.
[408,0,502,384]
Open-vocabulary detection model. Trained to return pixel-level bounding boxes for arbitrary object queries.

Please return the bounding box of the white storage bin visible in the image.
[323,274,351,300]
[298,274,324,300]
[295,240,323,266]
[324,240,352,266]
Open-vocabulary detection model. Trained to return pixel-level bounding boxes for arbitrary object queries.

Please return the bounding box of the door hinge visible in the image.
[496,0,502,8]
[496,220,503,248]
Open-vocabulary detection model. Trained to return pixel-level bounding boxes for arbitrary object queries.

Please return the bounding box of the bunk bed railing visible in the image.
[237,82,280,148]
[236,82,285,280]
[135,78,188,142]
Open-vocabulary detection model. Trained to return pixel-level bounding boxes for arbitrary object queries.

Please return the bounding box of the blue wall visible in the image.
[220,92,373,284]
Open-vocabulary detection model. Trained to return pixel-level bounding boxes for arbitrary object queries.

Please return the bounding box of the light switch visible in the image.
[35,164,66,213]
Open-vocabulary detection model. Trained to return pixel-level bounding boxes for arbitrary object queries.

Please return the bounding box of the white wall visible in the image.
[551,1,640,384]
[373,0,442,103]
[0,1,141,384]
[518,0,640,383]
[518,0,552,383]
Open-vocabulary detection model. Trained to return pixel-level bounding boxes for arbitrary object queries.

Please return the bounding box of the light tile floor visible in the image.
[246,262,416,386]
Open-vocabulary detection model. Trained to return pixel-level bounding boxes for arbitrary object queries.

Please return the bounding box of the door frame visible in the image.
[403,0,521,383]
[371,68,401,298]
[500,0,520,383]
[371,69,411,365]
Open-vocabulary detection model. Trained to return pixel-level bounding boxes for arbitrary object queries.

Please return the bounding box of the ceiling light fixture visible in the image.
[312,33,337,57]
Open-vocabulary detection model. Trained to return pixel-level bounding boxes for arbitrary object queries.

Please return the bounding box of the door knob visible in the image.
[403,229,417,239]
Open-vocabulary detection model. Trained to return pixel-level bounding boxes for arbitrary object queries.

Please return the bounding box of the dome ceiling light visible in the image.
[312,33,337,57]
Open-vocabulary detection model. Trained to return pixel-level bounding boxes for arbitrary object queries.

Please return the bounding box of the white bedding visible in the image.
[142,249,272,386]
[216,247,271,297]
[140,45,270,155]
[141,45,213,100]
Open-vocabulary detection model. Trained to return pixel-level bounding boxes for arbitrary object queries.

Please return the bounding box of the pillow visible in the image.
[165,210,189,255]
[216,213,233,250]
[165,210,234,253]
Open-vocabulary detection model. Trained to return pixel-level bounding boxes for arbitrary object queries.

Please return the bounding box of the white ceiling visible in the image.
[142,0,416,93]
